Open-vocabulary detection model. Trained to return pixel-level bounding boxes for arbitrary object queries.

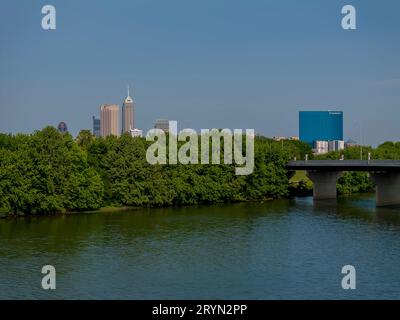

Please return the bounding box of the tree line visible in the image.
[0,127,310,217]
[2,127,399,217]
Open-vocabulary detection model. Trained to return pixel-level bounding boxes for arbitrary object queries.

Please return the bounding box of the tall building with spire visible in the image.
[122,86,134,134]
[100,104,119,137]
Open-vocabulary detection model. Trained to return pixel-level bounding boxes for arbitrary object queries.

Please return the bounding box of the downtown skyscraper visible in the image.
[122,86,134,134]
[100,104,119,137]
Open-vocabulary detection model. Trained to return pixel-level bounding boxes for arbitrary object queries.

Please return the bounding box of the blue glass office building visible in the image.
[299,111,343,145]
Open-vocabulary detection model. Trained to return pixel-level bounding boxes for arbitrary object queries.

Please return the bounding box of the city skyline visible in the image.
[1,0,400,146]
[96,86,137,137]
[0,77,391,146]
[0,85,392,147]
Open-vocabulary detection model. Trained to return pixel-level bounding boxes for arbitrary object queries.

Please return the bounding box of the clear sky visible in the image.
[1,0,399,146]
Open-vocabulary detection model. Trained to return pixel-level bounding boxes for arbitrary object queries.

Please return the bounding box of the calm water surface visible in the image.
[1,195,400,299]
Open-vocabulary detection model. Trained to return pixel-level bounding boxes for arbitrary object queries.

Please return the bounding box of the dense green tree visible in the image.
[374,142,400,159]
[244,139,291,199]
[76,130,95,150]
[2,126,399,217]
[0,127,103,216]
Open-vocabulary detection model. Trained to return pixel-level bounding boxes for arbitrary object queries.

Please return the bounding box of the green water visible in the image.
[1,195,400,299]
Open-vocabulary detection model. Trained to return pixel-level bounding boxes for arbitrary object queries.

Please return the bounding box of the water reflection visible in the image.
[308,194,400,226]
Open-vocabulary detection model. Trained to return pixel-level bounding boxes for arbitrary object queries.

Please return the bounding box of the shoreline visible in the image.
[0,192,377,220]
[0,197,279,220]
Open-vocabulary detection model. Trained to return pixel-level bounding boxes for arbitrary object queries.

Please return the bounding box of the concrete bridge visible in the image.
[286,160,400,207]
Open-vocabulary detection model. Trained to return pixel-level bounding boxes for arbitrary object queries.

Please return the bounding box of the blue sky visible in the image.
[1,0,400,146]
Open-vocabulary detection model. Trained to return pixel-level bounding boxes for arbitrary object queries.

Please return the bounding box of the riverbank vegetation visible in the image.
[0,127,309,217]
[2,127,399,217]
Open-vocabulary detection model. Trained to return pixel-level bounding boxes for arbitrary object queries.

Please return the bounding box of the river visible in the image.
[1,195,400,299]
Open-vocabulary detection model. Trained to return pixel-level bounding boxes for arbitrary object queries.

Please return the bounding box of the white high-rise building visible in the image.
[314,140,345,154]
[328,140,345,152]
[314,141,329,155]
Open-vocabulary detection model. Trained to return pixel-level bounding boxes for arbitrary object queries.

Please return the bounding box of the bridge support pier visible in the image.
[306,171,342,200]
[369,172,400,207]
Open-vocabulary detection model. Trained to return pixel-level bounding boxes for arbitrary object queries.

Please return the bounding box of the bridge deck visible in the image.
[286,160,400,172]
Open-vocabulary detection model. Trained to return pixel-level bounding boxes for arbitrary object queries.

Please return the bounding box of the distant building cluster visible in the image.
[55,86,173,140]
[314,140,345,154]
[56,96,361,153]
[272,110,359,155]
[92,87,143,138]
[272,136,299,142]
